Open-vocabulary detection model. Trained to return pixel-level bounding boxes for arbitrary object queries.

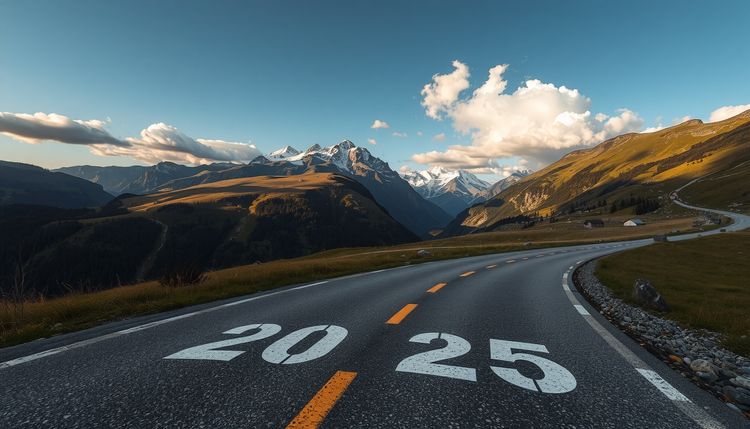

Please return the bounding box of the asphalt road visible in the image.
[1,205,749,428]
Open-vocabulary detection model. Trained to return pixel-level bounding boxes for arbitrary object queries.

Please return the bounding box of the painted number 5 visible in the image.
[489,339,576,394]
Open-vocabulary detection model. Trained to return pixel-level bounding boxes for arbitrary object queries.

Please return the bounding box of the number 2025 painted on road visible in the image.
[164,324,576,394]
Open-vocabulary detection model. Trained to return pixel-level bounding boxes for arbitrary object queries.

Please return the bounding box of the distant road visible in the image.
[1,200,749,428]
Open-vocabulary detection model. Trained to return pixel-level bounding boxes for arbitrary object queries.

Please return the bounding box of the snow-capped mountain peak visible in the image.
[263,140,390,176]
[401,167,490,199]
[268,145,301,160]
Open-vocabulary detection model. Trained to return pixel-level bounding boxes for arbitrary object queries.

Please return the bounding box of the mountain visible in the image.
[55,162,233,195]
[478,170,532,200]
[442,109,750,235]
[401,167,531,216]
[157,141,452,237]
[401,167,490,216]
[0,172,417,298]
[0,160,113,208]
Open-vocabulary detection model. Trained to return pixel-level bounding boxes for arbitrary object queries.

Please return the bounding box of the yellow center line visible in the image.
[427,282,447,293]
[485,264,497,269]
[459,271,475,277]
[386,304,418,324]
[286,370,357,428]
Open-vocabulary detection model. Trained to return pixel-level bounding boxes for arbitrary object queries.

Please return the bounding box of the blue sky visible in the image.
[1,0,749,181]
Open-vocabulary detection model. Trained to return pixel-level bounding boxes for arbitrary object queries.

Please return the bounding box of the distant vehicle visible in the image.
[653,234,669,242]
[720,228,727,232]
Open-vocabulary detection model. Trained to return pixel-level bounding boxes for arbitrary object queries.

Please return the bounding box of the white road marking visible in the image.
[573,305,590,315]
[636,369,689,401]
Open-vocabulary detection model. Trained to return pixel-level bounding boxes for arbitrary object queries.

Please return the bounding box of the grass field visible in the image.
[0,213,707,349]
[681,162,750,214]
[595,231,750,356]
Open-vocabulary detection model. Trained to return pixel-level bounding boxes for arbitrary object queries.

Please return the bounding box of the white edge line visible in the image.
[636,369,690,402]
[573,304,590,315]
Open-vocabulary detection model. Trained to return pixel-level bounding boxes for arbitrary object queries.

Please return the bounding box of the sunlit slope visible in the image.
[446,110,750,233]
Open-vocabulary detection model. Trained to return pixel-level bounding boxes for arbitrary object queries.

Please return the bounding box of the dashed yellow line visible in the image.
[485,264,497,269]
[506,260,515,263]
[459,271,475,277]
[286,370,357,428]
[427,282,447,293]
[386,304,418,324]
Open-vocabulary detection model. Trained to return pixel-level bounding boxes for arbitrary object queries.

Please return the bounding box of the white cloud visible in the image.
[392,131,407,138]
[398,165,412,173]
[416,131,423,137]
[421,60,470,119]
[432,132,446,142]
[367,138,377,145]
[370,119,390,129]
[413,61,644,172]
[0,111,261,165]
[0,112,126,146]
[708,104,750,123]
[93,123,261,164]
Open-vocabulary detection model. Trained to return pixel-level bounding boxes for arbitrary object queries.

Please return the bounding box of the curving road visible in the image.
[1,203,749,428]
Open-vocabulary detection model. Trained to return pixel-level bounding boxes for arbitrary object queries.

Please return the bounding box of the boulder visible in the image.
[690,359,718,375]
[632,278,670,311]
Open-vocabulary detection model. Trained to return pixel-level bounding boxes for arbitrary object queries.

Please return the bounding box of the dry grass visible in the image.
[595,231,750,356]
[0,214,706,349]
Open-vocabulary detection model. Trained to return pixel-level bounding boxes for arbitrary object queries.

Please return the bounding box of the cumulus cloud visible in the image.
[421,60,470,119]
[370,119,390,129]
[1,112,260,165]
[432,133,446,142]
[0,112,127,146]
[413,61,645,173]
[392,131,407,138]
[367,138,377,145]
[709,104,750,123]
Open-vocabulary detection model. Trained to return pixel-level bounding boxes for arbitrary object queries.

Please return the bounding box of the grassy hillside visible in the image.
[0,173,417,299]
[0,160,113,208]
[595,231,750,356]
[680,161,750,214]
[444,110,750,234]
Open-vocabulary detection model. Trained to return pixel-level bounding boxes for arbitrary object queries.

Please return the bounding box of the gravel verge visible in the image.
[574,260,750,419]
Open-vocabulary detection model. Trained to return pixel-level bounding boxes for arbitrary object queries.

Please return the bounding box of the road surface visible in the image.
[1,205,749,428]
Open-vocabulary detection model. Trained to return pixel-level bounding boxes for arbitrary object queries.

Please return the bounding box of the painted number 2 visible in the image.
[164,324,348,364]
[396,333,576,394]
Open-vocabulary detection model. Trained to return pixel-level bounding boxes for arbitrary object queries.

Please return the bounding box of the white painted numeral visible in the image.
[262,325,348,364]
[489,339,576,393]
[396,333,477,382]
[164,323,281,361]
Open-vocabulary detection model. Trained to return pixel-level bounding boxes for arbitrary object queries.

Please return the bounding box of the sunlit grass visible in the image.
[595,231,750,356]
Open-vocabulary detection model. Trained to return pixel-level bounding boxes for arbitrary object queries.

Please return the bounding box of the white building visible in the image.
[624,219,646,227]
